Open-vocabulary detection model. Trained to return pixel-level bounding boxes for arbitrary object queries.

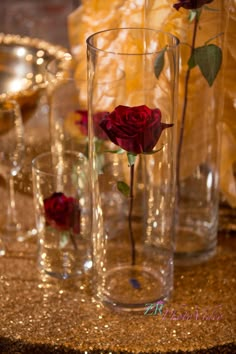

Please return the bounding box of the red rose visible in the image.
[75,110,108,140]
[43,192,80,234]
[99,105,173,154]
[173,0,213,10]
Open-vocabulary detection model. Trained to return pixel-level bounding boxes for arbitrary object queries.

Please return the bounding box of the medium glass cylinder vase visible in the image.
[87,28,179,311]
[145,0,225,265]
[46,55,89,158]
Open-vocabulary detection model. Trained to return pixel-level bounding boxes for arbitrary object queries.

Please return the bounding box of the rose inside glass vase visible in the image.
[100,105,173,271]
[32,151,92,280]
[87,28,179,311]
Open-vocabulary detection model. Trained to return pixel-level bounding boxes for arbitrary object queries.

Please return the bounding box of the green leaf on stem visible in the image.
[188,44,222,86]
[127,152,137,166]
[189,8,201,22]
[188,53,197,69]
[188,10,197,22]
[117,181,130,197]
[154,47,166,79]
[59,232,69,249]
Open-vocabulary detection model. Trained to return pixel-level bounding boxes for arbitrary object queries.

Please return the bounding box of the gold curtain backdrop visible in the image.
[220,0,236,207]
[68,0,236,208]
[68,0,146,82]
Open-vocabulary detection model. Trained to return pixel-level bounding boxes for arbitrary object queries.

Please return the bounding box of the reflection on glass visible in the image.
[0,100,24,243]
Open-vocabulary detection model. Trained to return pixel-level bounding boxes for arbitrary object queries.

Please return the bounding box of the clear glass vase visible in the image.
[145,0,226,265]
[87,28,179,311]
[46,55,89,158]
[32,151,92,279]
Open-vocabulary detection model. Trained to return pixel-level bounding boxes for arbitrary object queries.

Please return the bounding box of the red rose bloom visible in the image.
[173,0,213,10]
[43,192,80,234]
[99,105,173,154]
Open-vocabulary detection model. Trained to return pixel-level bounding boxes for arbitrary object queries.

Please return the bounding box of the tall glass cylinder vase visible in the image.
[145,0,226,265]
[87,28,179,311]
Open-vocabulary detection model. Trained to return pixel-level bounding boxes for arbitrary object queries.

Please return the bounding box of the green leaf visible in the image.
[188,10,197,22]
[127,152,137,166]
[188,53,197,69]
[190,44,222,86]
[188,8,202,22]
[154,48,165,79]
[59,232,69,248]
[117,181,130,197]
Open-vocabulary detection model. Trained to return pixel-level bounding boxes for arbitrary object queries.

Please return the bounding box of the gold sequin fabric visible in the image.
[0,232,235,353]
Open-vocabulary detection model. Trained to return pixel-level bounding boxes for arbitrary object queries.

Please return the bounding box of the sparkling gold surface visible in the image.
[0,226,235,353]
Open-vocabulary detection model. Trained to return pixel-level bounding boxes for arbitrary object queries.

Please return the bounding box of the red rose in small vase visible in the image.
[173,0,213,10]
[43,192,80,235]
[99,105,173,154]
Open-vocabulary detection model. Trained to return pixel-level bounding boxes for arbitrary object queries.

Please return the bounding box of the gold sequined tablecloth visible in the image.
[0,232,235,353]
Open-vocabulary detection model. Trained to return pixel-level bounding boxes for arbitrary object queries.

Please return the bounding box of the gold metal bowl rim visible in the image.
[0,33,71,101]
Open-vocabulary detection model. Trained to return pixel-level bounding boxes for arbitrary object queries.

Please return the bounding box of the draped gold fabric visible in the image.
[68,0,236,207]
[68,0,145,81]
[220,1,236,207]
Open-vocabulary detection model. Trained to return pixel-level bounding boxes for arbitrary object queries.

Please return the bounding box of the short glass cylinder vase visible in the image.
[32,151,92,279]
[87,28,179,311]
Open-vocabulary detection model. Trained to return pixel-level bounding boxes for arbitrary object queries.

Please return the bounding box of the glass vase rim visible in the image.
[32,150,87,177]
[86,27,180,56]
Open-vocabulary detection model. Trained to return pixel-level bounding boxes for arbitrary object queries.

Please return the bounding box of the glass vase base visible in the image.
[40,269,83,280]
[38,247,92,280]
[1,225,37,243]
[174,227,217,266]
[99,265,171,312]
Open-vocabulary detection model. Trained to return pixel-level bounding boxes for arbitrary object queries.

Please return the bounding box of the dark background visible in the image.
[0,0,81,48]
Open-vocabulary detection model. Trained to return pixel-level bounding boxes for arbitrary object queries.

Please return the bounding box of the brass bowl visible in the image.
[0,33,70,111]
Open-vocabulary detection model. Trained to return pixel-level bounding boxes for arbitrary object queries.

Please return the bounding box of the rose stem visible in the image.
[70,233,78,251]
[176,14,199,203]
[128,164,136,266]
